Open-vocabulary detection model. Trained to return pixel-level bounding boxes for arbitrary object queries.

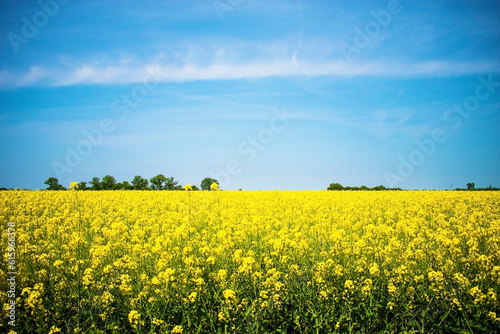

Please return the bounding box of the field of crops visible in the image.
[1,190,500,333]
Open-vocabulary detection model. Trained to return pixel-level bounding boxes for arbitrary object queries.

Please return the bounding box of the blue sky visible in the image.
[1,0,499,190]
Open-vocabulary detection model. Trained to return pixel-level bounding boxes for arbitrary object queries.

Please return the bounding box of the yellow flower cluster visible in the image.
[0,190,499,332]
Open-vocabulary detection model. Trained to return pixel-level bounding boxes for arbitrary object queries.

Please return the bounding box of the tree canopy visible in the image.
[131,175,149,190]
[201,177,219,191]
[44,177,66,190]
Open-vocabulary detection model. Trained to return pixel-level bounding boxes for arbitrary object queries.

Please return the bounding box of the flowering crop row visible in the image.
[1,190,499,333]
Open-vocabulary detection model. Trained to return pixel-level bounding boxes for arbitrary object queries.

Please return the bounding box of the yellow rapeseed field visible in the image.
[1,190,499,333]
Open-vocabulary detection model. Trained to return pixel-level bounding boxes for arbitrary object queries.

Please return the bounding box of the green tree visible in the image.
[44,177,65,190]
[150,174,168,190]
[90,177,101,190]
[192,185,200,191]
[201,177,219,191]
[327,182,344,191]
[164,177,180,190]
[101,175,117,190]
[372,185,387,191]
[77,181,89,190]
[131,175,149,190]
[466,182,475,190]
[120,181,134,190]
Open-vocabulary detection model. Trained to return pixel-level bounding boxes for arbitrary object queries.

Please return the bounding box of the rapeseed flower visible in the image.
[2,189,499,333]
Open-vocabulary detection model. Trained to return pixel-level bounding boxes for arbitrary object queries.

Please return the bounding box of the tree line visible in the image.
[42,175,220,191]
[454,183,500,191]
[1,179,497,191]
[327,182,499,191]
[327,183,401,191]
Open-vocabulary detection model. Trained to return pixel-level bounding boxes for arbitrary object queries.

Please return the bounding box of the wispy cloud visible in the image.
[1,58,498,88]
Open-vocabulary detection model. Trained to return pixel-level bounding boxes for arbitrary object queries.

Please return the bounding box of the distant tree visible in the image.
[101,175,117,190]
[77,181,89,190]
[466,182,475,190]
[90,177,101,190]
[44,177,65,190]
[164,177,180,190]
[360,185,369,190]
[131,175,149,190]
[327,182,344,191]
[150,174,168,190]
[192,185,200,191]
[121,181,134,190]
[372,185,387,191]
[201,177,219,191]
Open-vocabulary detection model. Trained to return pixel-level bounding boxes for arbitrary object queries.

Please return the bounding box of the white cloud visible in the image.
[1,58,499,88]
[14,66,49,86]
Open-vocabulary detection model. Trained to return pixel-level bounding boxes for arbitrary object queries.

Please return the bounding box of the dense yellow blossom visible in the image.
[0,190,499,333]
[223,289,236,300]
[171,325,183,333]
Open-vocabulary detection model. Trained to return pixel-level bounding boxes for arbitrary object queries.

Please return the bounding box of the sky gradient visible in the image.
[1,0,499,190]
